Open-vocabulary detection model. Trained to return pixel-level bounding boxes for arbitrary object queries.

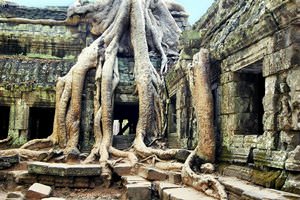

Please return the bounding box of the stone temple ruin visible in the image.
[0,0,299,199]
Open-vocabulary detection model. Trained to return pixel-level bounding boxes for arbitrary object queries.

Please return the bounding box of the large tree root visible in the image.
[180,49,227,199]
[0,1,227,199]
[182,150,227,200]
[0,137,12,148]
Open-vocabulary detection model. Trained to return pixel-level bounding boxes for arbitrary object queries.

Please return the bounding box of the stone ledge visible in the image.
[154,182,214,200]
[28,162,101,176]
[219,176,300,200]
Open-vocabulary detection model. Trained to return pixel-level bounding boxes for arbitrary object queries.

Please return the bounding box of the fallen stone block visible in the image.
[26,183,52,200]
[168,172,182,184]
[28,162,101,177]
[113,163,133,176]
[0,154,19,169]
[138,166,168,181]
[125,182,152,200]
[162,187,214,200]
[153,182,181,197]
[6,192,24,200]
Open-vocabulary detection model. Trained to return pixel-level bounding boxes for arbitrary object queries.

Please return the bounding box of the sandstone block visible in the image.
[162,187,214,200]
[125,182,151,200]
[113,163,133,176]
[121,176,147,185]
[138,166,168,181]
[26,183,52,200]
[285,145,300,171]
[168,172,182,184]
[0,154,20,169]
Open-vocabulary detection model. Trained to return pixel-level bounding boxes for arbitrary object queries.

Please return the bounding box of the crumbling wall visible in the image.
[168,0,300,194]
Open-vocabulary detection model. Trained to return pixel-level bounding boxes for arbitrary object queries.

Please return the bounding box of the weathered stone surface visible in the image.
[138,166,168,181]
[122,176,151,200]
[219,176,300,199]
[15,171,37,185]
[162,186,214,200]
[0,154,19,169]
[221,165,253,182]
[167,172,182,185]
[42,198,66,200]
[285,145,300,171]
[280,131,300,151]
[121,176,147,185]
[221,147,251,163]
[287,67,300,131]
[113,163,133,176]
[54,177,73,188]
[0,4,67,20]
[253,150,287,169]
[26,183,52,200]
[73,177,90,188]
[125,182,151,200]
[153,182,180,198]
[28,162,101,177]
[282,173,300,194]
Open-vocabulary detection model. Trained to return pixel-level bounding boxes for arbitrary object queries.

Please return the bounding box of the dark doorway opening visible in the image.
[0,106,10,139]
[168,95,177,134]
[28,107,55,140]
[113,104,139,135]
[112,103,139,150]
[237,62,265,135]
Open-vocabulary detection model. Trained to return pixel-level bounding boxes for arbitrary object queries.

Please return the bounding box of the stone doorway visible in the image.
[28,107,55,140]
[112,104,138,150]
[236,62,265,135]
[0,106,10,139]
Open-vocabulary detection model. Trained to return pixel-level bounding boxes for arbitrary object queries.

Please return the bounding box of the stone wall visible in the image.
[169,0,300,194]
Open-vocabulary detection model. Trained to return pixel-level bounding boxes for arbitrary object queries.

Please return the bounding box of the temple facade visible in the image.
[0,0,299,196]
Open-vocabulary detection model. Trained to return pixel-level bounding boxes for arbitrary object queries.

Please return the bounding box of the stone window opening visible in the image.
[236,62,265,135]
[28,107,55,140]
[0,106,10,139]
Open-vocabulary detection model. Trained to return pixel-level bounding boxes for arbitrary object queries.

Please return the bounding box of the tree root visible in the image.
[182,150,227,200]
[0,148,52,161]
[0,137,12,148]
[20,138,53,150]
[0,2,228,199]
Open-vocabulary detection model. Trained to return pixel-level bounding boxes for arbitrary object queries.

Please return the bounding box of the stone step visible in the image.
[138,166,169,181]
[121,176,152,200]
[219,176,300,200]
[154,182,214,200]
[113,163,134,176]
[28,162,101,176]
[137,165,182,184]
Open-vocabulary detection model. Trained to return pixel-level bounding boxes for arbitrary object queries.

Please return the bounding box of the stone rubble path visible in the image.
[3,161,300,200]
